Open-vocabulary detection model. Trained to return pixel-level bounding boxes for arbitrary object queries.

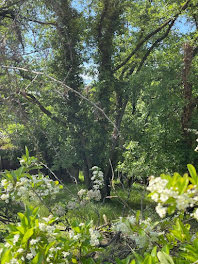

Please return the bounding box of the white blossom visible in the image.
[13,234,20,245]
[26,253,33,260]
[89,228,100,246]
[156,204,167,218]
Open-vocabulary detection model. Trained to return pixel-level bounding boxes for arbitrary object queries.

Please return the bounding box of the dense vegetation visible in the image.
[0,0,198,263]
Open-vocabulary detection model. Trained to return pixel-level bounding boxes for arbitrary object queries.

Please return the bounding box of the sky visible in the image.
[174,16,196,34]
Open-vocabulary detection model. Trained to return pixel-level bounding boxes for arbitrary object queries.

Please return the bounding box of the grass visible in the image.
[39,182,159,225]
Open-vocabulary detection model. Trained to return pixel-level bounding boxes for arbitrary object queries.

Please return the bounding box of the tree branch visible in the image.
[133,18,176,75]
[20,90,67,126]
[113,0,191,72]
[2,65,118,132]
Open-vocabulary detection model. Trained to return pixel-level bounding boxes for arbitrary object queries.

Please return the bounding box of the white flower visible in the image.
[89,228,100,246]
[13,234,20,245]
[7,183,13,191]
[160,193,169,203]
[127,216,136,225]
[17,248,24,253]
[1,193,9,201]
[193,208,198,220]
[39,223,46,231]
[42,215,53,222]
[10,258,19,264]
[62,251,70,258]
[176,194,191,210]
[156,204,167,218]
[1,179,7,187]
[5,242,11,248]
[26,253,33,260]
[151,193,159,202]
[46,225,55,234]
[30,237,40,245]
[87,189,101,201]
[78,189,87,197]
[30,247,36,256]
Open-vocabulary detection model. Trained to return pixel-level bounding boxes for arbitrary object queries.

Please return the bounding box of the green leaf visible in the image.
[143,255,153,264]
[187,164,198,185]
[151,246,158,257]
[25,146,29,158]
[1,249,11,264]
[157,252,174,264]
[22,228,34,244]
[32,252,44,264]
[16,226,25,234]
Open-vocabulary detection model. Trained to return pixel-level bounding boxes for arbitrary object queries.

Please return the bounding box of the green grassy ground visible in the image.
[45,182,159,225]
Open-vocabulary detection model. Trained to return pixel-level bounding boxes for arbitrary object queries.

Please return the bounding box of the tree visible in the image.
[0,0,197,197]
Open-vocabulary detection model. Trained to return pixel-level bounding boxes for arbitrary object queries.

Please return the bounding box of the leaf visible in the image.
[16,226,25,234]
[25,146,29,158]
[32,252,44,264]
[151,246,158,257]
[1,249,11,264]
[157,252,174,264]
[143,255,153,264]
[187,164,198,185]
[22,228,34,244]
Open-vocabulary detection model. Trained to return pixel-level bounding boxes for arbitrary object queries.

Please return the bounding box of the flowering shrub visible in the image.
[0,148,62,206]
[147,164,198,219]
[0,206,103,263]
[76,166,104,206]
[1,149,198,264]
[114,212,164,251]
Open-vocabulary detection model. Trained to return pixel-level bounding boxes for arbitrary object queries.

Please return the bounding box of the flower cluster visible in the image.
[91,166,104,190]
[75,166,104,207]
[0,206,103,263]
[114,214,164,249]
[52,203,66,216]
[0,209,64,263]
[147,171,198,219]
[0,173,62,204]
[89,227,100,246]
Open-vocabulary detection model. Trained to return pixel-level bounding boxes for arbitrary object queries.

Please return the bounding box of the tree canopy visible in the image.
[0,0,198,196]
